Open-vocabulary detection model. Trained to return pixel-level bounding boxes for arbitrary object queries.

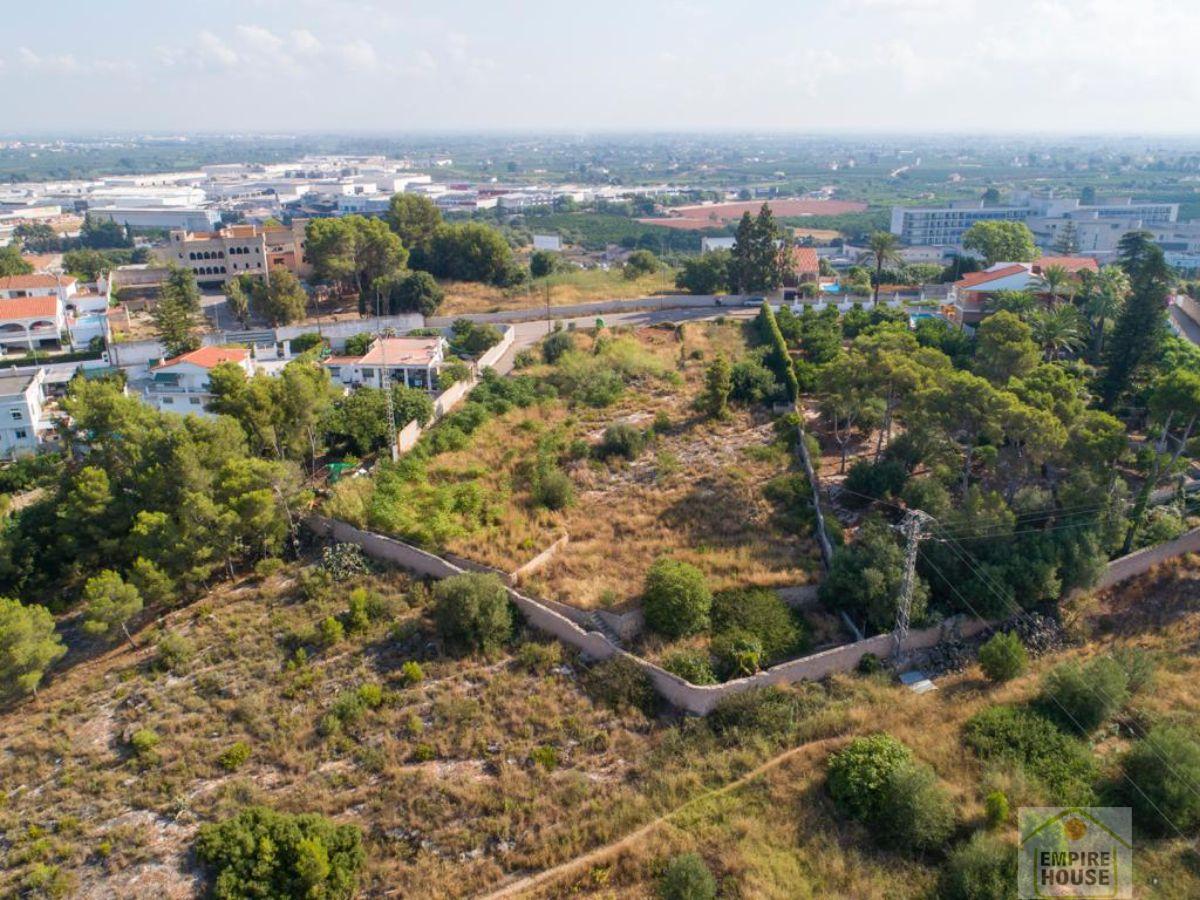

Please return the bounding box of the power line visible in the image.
[923,522,1200,822]
[916,542,1194,840]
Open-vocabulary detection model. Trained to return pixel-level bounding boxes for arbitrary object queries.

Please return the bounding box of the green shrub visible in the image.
[642,558,711,639]
[411,742,436,762]
[516,640,562,674]
[1120,726,1200,835]
[318,616,344,647]
[938,833,1018,900]
[963,705,1098,804]
[843,459,909,504]
[710,587,803,664]
[218,741,251,772]
[128,728,160,760]
[658,852,716,900]
[978,631,1028,683]
[345,587,371,634]
[985,790,1010,829]
[432,573,513,653]
[533,468,575,511]
[1039,657,1129,733]
[874,760,956,852]
[195,806,365,900]
[542,329,575,364]
[661,649,717,685]
[597,422,646,460]
[356,683,384,709]
[253,557,284,579]
[398,660,424,686]
[319,543,369,581]
[710,628,764,680]
[827,733,912,823]
[584,655,656,716]
[530,745,559,770]
[856,652,884,675]
[708,686,808,743]
[153,631,194,673]
[1110,647,1156,694]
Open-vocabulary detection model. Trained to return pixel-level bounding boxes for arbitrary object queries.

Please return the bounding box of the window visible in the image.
[189,252,196,260]
[14,429,27,440]
[9,410,21,420]
[361,368,375,378]
[189,397,202,405]
[162,397,174,404]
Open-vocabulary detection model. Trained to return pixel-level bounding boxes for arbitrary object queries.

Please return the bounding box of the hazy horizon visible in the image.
[5,0,1200,135]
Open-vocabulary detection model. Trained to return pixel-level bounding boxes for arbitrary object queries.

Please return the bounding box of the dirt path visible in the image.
[476,736,837,900]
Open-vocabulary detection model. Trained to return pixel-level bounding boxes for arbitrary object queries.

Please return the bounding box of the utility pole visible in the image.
[893,508,930,661]
[375,285,398,463]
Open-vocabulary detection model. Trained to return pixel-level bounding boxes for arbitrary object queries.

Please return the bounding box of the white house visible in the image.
[532,234,563,251]
[0,370,48,458]
[0,273,78,305]
[701,236,736,253]
[0,296,66,353]
[145,346,254,416]
[323,337,447,392]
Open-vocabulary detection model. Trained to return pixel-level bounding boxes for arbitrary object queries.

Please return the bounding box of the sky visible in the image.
[4,0,1200,135]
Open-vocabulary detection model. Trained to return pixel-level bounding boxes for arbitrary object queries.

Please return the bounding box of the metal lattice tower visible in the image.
[893,509,930,659]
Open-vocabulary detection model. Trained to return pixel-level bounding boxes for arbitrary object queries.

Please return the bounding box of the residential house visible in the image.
[323,337,448,392]
[946,256,1098,327]
[0,370,48,458]
[145,346,254,416]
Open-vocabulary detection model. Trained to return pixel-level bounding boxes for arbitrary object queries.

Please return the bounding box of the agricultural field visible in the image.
[326,320,820,612]
[4,547,1197,899]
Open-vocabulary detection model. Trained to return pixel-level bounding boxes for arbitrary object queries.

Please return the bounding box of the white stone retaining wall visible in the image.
[305,515,1200,716]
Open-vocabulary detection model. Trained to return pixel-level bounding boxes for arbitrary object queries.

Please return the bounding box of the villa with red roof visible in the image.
[947,256,1099,326]
[146,346,254,416]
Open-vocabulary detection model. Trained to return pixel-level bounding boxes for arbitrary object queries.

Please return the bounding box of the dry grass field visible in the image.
[6,552,1195,898]
[439,269,673,317]
[327,321,818,610]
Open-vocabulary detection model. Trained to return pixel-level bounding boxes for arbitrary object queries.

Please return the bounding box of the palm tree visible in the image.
[860,231,903,304]
[1036,263,1071,307]
[1086,265,1130,361]
[1030,305,1087,361]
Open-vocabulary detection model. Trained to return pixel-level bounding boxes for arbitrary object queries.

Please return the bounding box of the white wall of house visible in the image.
[0,373,46,458]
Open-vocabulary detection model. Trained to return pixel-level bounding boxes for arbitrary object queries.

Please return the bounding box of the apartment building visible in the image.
[890,196,1178,248]
[162,220,310,286]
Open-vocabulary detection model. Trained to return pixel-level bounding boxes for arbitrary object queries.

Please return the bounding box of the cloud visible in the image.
[335,39,380,71]
[197,31,238,68]
[15,46,81,73]
[291,29,322,54]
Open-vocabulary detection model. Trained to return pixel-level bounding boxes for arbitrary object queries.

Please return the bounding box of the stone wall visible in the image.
[304,516,1200,716]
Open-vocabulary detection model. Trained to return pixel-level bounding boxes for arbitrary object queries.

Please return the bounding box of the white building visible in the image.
[145,346,254,416]
[324,337,447,392]
[701,236,736,253]
[0,371,48,458]
[532,234,563,251]
[890,196,1179,248]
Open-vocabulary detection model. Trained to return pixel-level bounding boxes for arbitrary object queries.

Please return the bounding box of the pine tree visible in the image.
[703,353,732,419]
[1100,232,1170,407]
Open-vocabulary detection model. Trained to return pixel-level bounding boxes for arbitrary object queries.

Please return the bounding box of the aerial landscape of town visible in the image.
[2,3,1200,899]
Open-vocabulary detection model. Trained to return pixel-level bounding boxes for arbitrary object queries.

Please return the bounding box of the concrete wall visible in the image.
[396,418,422,454]
[426,295,729,327]
[303,516,1200,716]
[511,533,569,583]
[476,326,516,370]
[1092,526,1200,590]
[1176,295,1200,327]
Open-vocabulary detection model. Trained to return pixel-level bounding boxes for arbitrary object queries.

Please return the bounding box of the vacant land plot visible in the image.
[326,321,819,611]
[439,269,673,317]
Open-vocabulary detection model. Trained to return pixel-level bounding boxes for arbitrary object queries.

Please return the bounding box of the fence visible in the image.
[305,514,1200,716]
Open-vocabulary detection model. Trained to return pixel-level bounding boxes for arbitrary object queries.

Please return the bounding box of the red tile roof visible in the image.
[791,246,820,275]
[0,296,60,320]
[154,346,250,370]
[1032,256,1099,275]
[954,264,1028,290]
[0,273,76,291]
